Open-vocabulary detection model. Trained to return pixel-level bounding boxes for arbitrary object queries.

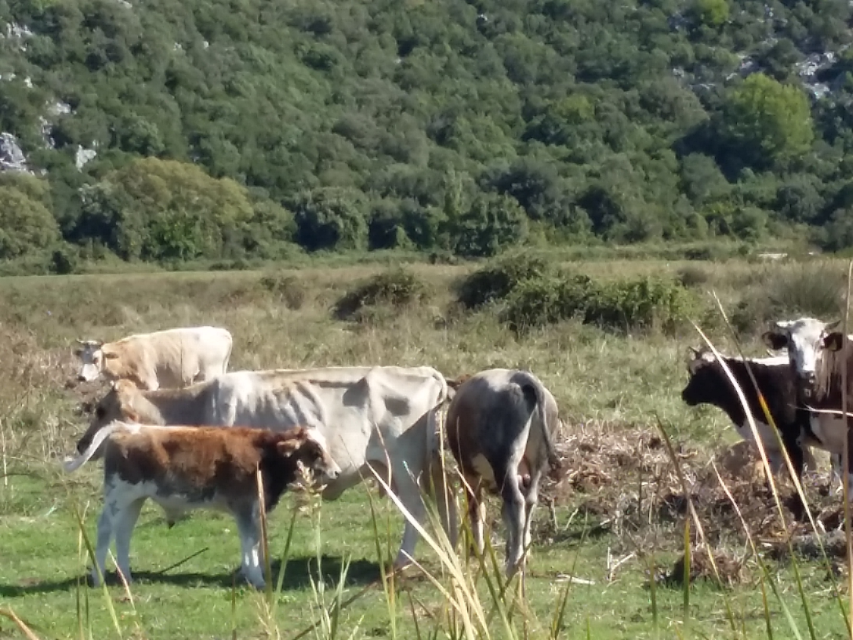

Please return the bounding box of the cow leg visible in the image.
[495,463,525,578]
[780,433,809,521]
[426,457,459,551]
[829,453,843,497]
[520,468,544,565]
[462,473,485,558]
[802,447,818,473]
[391,463,427,570]
[92,507,114,587]
[234,505,265,589]
[112,497,145,585]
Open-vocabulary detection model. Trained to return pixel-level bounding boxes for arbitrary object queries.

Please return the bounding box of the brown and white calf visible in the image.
[444,369,562,577]
[64,421,341,589]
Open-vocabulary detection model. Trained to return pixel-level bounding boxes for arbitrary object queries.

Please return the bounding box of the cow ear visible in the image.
[762,331,788,351]
[277,439,301,457]
[826,319,842,333]
[823,332,845,352]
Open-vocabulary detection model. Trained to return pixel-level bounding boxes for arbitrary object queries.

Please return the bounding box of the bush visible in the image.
[503,274,700,336]
[584,278,700,334]
[730,262,845,334]
[334,268,428,320]
[677,265,710,288]
[49,246,78,275]
[455,253,550,310]
[259,271,308,310]
[502,274,595,332]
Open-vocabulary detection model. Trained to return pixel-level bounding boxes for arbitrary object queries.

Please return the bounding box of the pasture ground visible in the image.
[0,255,852,639]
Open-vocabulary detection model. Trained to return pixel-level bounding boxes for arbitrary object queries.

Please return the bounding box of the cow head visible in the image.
[76,380,143,455]
[75,339,105,382]
[680,346,720,407]
[761,317,840,388]
[277,427,341,486]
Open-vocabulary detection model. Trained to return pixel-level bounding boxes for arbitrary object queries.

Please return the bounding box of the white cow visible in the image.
[77,366,458,568]
[75,326,233,390]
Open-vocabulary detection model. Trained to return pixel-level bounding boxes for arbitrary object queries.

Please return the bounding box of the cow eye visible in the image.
[95,407,105,418]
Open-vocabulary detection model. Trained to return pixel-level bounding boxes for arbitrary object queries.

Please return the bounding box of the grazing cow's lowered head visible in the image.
[761,317,841,391]
[75,339,107,382]
[77,380,165,455]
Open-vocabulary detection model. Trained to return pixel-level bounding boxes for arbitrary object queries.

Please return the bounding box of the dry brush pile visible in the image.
[534,421,850,586]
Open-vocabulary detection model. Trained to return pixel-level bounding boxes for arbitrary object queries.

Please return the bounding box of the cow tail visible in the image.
[518,374,560,472]
[63,420,127,473]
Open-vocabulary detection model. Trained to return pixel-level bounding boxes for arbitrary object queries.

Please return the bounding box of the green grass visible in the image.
[0,255,852,639]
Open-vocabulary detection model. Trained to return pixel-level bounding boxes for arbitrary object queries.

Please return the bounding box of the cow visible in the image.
[444,369,562,577]
[76,366,457,569]
[75,326,233,390]
[64,420,340,589]
[763,317,853,497]
[680,346,841,499]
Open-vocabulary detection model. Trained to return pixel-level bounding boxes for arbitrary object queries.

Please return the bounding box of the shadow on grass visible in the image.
[0,555,383,596]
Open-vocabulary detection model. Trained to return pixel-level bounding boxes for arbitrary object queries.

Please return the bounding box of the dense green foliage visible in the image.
[2,0,853,270]
[455,254,701,334]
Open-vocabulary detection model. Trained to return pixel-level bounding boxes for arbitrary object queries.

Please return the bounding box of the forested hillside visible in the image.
[1,0,853,270]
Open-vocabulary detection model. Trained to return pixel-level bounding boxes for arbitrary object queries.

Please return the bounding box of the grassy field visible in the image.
[1,254,852,640]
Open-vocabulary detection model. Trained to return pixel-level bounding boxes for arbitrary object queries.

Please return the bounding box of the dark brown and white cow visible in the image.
[762,318,853,495]
[76,366,456,569]
[444,369,562,577]
[64,420,341,589]
[681,346,841,497]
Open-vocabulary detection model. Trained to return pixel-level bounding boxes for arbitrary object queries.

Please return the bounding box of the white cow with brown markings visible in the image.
[65,420,340,589]
[75,326,233,390]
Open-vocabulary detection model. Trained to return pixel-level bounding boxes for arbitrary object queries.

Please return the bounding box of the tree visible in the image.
[720,74,814,169]
[691,0,730,28]
[292,187,369,252]
[450,193,528,258]
[0,186,61,259]
[76,157,254,261]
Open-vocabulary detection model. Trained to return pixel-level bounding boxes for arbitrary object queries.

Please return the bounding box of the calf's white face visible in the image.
[762,318,839,384]
[76,340,104,382]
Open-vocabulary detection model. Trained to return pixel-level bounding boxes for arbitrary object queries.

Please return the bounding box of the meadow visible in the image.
[1,252,852,640]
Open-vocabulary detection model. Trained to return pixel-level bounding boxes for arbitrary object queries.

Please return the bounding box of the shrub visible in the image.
[334,268,428,320]
[503,274,700,336]
[259,271,308,310]
[677,265,710,288]
[584,278,700,334]
[49,246,78,275]
[455,253,550,310]
[502,274,594,332]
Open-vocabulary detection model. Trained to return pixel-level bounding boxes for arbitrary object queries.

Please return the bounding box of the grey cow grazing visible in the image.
[445,369,561,577]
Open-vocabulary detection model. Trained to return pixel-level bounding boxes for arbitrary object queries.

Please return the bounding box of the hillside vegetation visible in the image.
[1,0,853,272]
